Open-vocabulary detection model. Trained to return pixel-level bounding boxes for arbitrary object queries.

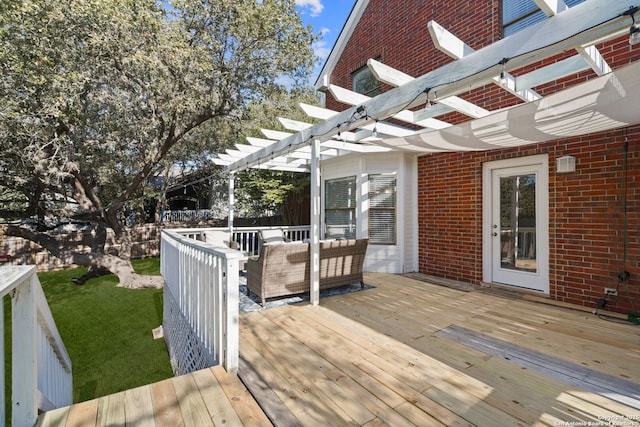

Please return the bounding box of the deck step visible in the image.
[36,365,271,427]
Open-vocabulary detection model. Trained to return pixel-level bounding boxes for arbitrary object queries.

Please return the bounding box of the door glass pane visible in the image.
[500,174,537,272]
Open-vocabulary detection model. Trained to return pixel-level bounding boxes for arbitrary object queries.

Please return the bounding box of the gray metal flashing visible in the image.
[437,324,640,410]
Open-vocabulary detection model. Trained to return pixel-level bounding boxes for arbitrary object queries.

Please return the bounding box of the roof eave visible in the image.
[313,0,370,92]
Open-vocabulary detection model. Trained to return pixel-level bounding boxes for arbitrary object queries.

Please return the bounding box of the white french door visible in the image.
[483,155,549,293]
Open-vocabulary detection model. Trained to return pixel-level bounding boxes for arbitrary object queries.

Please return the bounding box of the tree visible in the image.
[0,0,316,287]
[233,88,316,222]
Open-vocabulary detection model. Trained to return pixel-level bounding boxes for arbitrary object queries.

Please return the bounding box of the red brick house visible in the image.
[218,0,640,314]
[314,0,640,313]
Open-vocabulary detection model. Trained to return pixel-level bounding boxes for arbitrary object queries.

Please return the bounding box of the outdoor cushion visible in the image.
[259,229,286,243]
[204,230,239,250]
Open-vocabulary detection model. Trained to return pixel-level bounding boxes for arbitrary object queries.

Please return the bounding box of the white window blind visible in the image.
[503,0,586,36]
[368,174,396,244]
[325,176,356,239]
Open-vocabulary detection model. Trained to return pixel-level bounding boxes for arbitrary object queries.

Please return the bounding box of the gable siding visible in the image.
[324,0,640,313]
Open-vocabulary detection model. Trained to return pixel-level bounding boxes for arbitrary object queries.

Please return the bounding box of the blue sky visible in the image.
[295,0,355,83]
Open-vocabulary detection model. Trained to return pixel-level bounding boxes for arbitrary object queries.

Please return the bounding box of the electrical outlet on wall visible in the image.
[604,287,618,296]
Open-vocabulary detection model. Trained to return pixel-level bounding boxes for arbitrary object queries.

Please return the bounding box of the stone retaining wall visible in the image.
[0,224,167,271]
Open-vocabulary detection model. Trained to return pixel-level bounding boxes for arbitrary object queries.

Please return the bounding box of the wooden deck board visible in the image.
[66,397,98,427]
[210,365,272,426]
[96,391,126,427]
[37,273,640,427]
[172,372,214,427]
[149,379,183,427]
[124,384,155,427]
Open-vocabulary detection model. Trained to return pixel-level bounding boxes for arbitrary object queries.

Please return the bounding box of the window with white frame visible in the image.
[368,174,396,244]
[502,0,586,36]
[325,176,356,239]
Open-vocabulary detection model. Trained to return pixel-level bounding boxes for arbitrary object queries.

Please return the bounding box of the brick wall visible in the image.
[324,0,640,313]
[418,128,640,313]
[325,0,501,112]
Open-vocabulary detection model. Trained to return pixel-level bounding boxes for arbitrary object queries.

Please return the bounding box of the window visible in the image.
[502,0,586,36]
[352,65,382,97]
[325,176,356,239]
[368,174,396,244]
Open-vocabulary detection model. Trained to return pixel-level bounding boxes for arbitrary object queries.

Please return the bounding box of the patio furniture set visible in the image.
[205,229,368,307]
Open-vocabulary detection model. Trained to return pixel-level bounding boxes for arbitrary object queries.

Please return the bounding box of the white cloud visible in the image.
[296,0,324,17]
[313,28,331,60]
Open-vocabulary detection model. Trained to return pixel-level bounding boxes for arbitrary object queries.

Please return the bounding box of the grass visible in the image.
[5,258,173,410]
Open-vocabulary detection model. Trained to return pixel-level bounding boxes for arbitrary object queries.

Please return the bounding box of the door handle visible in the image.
[492,232,498,236]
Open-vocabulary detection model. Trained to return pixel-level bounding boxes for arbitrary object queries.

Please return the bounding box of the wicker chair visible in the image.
[246,242,310,307]
[246,239,368,306]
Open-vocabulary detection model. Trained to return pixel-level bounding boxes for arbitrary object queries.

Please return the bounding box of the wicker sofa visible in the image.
[246,238,368,306]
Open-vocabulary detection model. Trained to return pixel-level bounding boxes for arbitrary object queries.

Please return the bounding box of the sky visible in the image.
[295,0,355,84]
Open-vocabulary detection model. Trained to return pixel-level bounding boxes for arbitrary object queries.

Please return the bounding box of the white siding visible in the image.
[322,152,418,274]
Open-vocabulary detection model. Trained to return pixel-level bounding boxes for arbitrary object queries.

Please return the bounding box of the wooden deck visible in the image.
[38,273,640,426]
[239,273,640,426]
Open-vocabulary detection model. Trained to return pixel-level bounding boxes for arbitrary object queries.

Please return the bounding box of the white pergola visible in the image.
[215,0,640,305]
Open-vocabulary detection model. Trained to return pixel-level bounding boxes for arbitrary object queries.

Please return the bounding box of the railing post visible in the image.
[12,269,38,427]
[224,257,239,372]
[228,173,235,234]
[310,138,321,305]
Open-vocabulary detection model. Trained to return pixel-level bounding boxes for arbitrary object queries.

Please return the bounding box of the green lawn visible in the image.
[8,258,173,407]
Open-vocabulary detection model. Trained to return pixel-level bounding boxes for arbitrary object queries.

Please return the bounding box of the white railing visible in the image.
[174,225,311,256]
[0,266,72,427]
[161,229,242,373]
[161,209,220,223]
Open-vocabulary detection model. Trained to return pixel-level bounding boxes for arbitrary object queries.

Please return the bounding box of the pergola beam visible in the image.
[535,0,568,15]
[235,144,263,153]
[428,20,541,102]
[246,137,276,147]
[299,103,338,120]
[368,59,490,118]
[535,0,611,75]
[321,140,392,153]
[278,117,313,131]
[228,0,636,172]
[261,129,293,141]
[515,55,590,91]
[300,101,417,137]
[328,84,451,130]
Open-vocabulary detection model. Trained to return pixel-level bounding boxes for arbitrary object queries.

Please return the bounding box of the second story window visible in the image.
[503,0,586,37]
[352,65,382,97]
